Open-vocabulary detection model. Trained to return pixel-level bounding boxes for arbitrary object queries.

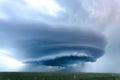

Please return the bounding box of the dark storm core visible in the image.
[24,47,103,66]
[0,22,107,71]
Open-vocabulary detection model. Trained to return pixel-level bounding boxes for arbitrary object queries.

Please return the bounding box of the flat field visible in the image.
[0,72,120,80]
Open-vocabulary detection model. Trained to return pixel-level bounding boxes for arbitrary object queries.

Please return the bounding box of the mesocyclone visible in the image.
[21,25,107,68]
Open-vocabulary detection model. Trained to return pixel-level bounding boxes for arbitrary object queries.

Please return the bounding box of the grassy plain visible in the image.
[0,72,120,80]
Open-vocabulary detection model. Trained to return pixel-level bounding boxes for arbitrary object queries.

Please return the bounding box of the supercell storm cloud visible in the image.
[0,22,106,71]
[23,25,106,67]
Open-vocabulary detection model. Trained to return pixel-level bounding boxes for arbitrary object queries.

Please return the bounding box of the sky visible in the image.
[0,0,120,73]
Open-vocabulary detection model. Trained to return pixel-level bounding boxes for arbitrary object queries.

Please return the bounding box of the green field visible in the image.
[0,72,120,80]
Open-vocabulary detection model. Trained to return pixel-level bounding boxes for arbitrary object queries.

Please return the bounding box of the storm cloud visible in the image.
[0,21,107,71]
[0,0,120,72]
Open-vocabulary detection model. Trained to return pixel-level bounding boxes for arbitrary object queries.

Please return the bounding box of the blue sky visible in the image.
[0,0,120,73]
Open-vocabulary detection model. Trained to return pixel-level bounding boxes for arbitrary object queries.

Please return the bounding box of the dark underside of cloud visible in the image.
[24,46,104,66]
[26,56,94,66]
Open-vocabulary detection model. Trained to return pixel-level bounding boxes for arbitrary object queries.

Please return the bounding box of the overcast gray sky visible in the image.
[0,0,120,73]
